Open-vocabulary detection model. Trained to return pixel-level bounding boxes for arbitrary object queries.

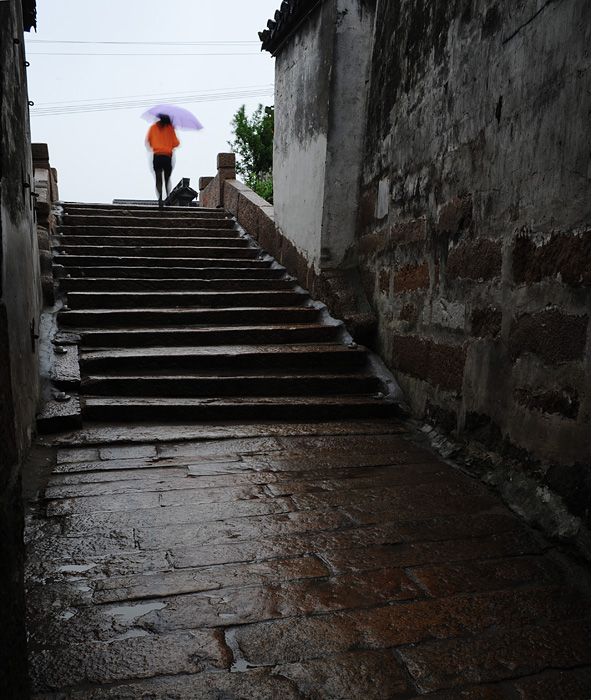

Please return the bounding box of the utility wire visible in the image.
[27,52,262,56]
[31,84,273,107]
[30,87,274,117]
[26,39,259,45]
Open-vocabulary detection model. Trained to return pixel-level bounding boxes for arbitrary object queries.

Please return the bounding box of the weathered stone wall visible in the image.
[265,0,591,552]
[0,0,40,694]
[356,0,591,539]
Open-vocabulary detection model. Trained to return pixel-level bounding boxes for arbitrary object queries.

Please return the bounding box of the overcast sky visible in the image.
[24,0,280,204]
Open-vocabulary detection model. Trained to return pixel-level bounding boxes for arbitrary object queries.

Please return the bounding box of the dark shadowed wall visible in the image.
[0,0,40,694]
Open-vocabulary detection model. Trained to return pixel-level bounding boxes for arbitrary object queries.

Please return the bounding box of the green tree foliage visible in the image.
[229,104,274,203]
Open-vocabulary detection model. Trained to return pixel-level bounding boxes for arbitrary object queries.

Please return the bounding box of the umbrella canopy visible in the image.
[141,104,204,131]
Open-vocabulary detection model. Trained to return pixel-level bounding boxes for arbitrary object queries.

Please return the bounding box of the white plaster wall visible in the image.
[274,132,326,268]
[273,1,333,271]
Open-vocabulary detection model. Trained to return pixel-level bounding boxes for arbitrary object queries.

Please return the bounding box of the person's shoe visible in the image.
[158,197,163,210]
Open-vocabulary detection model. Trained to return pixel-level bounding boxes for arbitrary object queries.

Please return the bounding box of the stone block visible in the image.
[200,175,220,208]
[222,180,240,217]
[31,142,49,161]
[35,181,51,216]
[36,226,50,252]
[471,306,502,338]
[217,152,236,170]
[436,194,473,236]
[198,176,214,191]
[446,239,502,281]
[36,394,82,433]
[391,217,427,245]
[237,192,261,237]
[398,620,591,693]
[511,665,591,699]
[392,335,467,393]
[410,555,563,597]
[42,276,55,306]
[513,230,591,287]
[357,229,388,258]
[508,309,588,365]
[400,304,420,323]
[29,630,230,691]
[50,345,81,389]
[258,206,277,253]
[428,299,466,330]
[275,651,412,699]
[394,262,430,293]
[513,386,579,420]
[39,249,52,275]
[218,166,236,182]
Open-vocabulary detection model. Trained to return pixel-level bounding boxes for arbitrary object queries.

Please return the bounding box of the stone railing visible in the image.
[32,143,59,305]
[199,154,376,344]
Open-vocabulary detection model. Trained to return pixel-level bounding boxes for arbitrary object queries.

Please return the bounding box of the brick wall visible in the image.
[354,0,591,545]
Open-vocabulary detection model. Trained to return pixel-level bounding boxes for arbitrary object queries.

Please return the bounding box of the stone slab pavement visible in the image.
[23,419,591,699]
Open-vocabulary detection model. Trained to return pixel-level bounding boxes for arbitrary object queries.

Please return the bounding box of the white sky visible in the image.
[24,0,280,204]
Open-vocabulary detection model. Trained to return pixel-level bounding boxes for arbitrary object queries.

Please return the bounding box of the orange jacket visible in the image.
[146,123,180,156]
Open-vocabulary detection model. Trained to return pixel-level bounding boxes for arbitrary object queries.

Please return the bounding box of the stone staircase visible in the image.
[45,202,398,424]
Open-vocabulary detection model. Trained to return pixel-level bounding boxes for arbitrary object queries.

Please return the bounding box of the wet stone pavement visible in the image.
[24,420,591,699]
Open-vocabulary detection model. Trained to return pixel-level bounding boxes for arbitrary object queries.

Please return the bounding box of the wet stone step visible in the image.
[55,245,258,259]
[80,344,367,373]
[78,324,340,347]
[61,216,234,228]
[59,225,238,237]
[60,277,294,292]
[66,290,308,309]
[54,255,271,268]
[62,205,226,218]
[81,395,394,422]
[80,374,380,397]
[57,236,249,248]
[57,266,286,279]
[58,307,320,328]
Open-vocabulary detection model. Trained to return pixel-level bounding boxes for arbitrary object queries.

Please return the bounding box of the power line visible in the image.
[26,39,259,45]
[31,84,273,108]
[27,52,262,56]
[30,87,274,117]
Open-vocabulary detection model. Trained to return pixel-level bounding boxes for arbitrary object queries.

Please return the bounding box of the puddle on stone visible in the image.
[106,601,166,622]
[59,563,97,574]
[225,627,260,673]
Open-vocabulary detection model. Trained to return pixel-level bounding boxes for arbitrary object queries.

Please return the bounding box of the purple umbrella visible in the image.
[141,104,204,131]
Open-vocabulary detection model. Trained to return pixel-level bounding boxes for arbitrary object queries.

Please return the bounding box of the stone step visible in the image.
[58,266,285,279]
[81,395,393,421]
[80,344,367,373]
[60,225,237,237]
[58,306,321,328]
[54,255,271,269]
[60,277,294,292]
[78,324,340,348]
[62,204,225,219]
[62,215,234,228]
[55,245,258,259]
[81,373,380,397]
[57,236,248,248]
[66,290,308,309]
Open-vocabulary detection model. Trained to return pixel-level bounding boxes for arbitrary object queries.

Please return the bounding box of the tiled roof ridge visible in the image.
[259,0,324,54]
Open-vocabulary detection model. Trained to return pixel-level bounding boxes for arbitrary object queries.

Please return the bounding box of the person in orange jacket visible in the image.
[146,114,180,208]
